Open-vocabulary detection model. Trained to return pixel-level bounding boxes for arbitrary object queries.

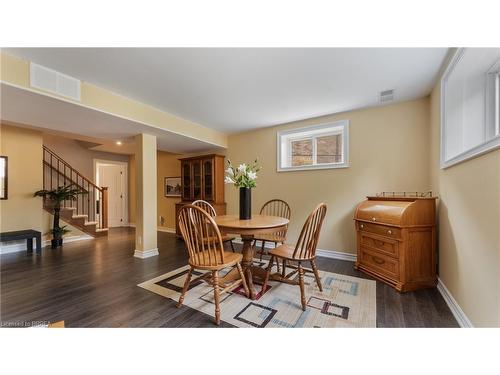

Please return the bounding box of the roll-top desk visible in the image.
[354,194,437,292]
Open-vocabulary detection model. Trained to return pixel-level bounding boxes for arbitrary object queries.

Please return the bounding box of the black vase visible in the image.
[239,187,251,220]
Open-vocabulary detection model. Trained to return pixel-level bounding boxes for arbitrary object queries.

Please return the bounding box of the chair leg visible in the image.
[310,259,323,292]
[298,263,306,311]
[213,270,221,326]
[259,240,266,261]
[261,255,274,295]
[273,242,281,273]
[236,263,250,298]
[230,240,235,253]
[177,266,193,308]
[282,259,287,278]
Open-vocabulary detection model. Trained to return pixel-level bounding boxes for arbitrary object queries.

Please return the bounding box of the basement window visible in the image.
[441,48,500,168]
[277,120,349,171]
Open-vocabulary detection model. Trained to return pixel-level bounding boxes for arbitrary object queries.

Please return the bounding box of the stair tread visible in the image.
[42,146,109,239]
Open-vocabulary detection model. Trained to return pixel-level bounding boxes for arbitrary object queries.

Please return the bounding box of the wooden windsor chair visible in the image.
[252,199,291,271]
[261,203,327,311]
[192,200,236,252]
[177,204,249,325]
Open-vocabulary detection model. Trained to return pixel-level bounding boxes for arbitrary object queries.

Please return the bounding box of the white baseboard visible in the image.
[0,235,93,255]
[134,248,159,259]
[158,227,176,234]
[233,238,357,262]
[437,277,473,328]
[129,223,176,234]
[316,249,357,262]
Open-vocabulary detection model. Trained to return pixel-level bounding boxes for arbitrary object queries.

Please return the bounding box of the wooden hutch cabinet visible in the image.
[354,194,438,292]
[175,154,226,236]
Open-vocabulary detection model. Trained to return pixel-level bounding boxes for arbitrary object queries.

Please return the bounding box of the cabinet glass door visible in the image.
[182,161,191,200]
[192,160,202,199]
[203,158,213,200]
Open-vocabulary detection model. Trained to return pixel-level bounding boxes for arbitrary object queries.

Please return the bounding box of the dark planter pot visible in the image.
[239,187,252,220]
[51,237,63,249]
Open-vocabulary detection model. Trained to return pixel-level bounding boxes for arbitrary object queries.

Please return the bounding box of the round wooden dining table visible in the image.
[214,214,289,300]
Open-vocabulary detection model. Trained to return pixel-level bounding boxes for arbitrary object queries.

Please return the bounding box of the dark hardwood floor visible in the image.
[0,228,458,328]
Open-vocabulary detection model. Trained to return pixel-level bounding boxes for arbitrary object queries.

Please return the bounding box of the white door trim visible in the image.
[94,158,129,226]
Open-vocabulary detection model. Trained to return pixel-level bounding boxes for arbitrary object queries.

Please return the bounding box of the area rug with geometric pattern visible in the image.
[138,259,376,328]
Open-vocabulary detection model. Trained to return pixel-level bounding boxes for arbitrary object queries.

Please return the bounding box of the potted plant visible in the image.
[225,159,261,220]
[34,184,87,248]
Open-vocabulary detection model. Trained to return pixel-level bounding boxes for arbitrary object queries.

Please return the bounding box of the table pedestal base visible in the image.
[213,214,290,300]
[217,235,274,299]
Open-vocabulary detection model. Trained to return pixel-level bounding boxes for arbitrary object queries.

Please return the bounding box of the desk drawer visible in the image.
[357,221,401,239]
[359,247,399,280]
[360,233,399,257]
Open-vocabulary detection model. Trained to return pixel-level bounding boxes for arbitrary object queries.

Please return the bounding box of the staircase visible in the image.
[43,146,109,237]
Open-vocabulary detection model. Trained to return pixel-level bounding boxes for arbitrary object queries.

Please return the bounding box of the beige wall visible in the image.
[157,151,182,230]
[429,83,500,327]
[0,124,86,240]
[43,133,130,232]
[0,124,43,232]
[43,134,130,182]
[226,98,431,255]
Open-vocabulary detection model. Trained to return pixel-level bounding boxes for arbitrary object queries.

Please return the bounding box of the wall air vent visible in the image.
[379,89,395,103]
[30,63,81,101]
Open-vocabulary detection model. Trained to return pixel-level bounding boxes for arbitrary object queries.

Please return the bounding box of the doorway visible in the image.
[94,159,128,227]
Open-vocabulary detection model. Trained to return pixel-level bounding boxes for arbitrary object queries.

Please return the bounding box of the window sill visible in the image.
[441,135,500,169]
[277,163,350,172]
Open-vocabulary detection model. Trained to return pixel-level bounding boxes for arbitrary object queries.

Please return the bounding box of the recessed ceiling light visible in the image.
[116,141,122,145]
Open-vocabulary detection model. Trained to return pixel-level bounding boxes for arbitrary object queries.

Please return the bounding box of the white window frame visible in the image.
[277,120,349,172]
[440,48,500,169]
[495,72,500,136]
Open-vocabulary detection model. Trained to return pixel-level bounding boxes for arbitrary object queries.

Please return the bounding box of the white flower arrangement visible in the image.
[224,159,261,188]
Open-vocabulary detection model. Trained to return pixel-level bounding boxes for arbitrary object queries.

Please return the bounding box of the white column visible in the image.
[133,133,158,258]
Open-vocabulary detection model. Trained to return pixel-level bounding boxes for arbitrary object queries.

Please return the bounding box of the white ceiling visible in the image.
[0,83,222,154]
[3,48,448,134]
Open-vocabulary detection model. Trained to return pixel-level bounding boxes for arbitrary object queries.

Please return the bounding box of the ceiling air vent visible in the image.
[30,63,81,101]
[379,89,395,103]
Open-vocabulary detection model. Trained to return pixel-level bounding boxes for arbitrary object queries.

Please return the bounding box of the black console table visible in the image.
[0,230,42,254]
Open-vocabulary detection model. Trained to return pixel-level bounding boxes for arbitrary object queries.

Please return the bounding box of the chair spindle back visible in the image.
[192,200,217,217]
[259,199,291,238]
[178,205,225,267]
[292,203,327,259]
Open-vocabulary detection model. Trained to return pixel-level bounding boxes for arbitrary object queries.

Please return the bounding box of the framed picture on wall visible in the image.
[164,177,181,197]
[0,156,7,200]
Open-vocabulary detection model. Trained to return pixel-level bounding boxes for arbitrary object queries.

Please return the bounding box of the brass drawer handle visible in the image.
[372,256,385,265]
[360,224,364,229]
[372,217,377,221]
[387,230,392,235]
